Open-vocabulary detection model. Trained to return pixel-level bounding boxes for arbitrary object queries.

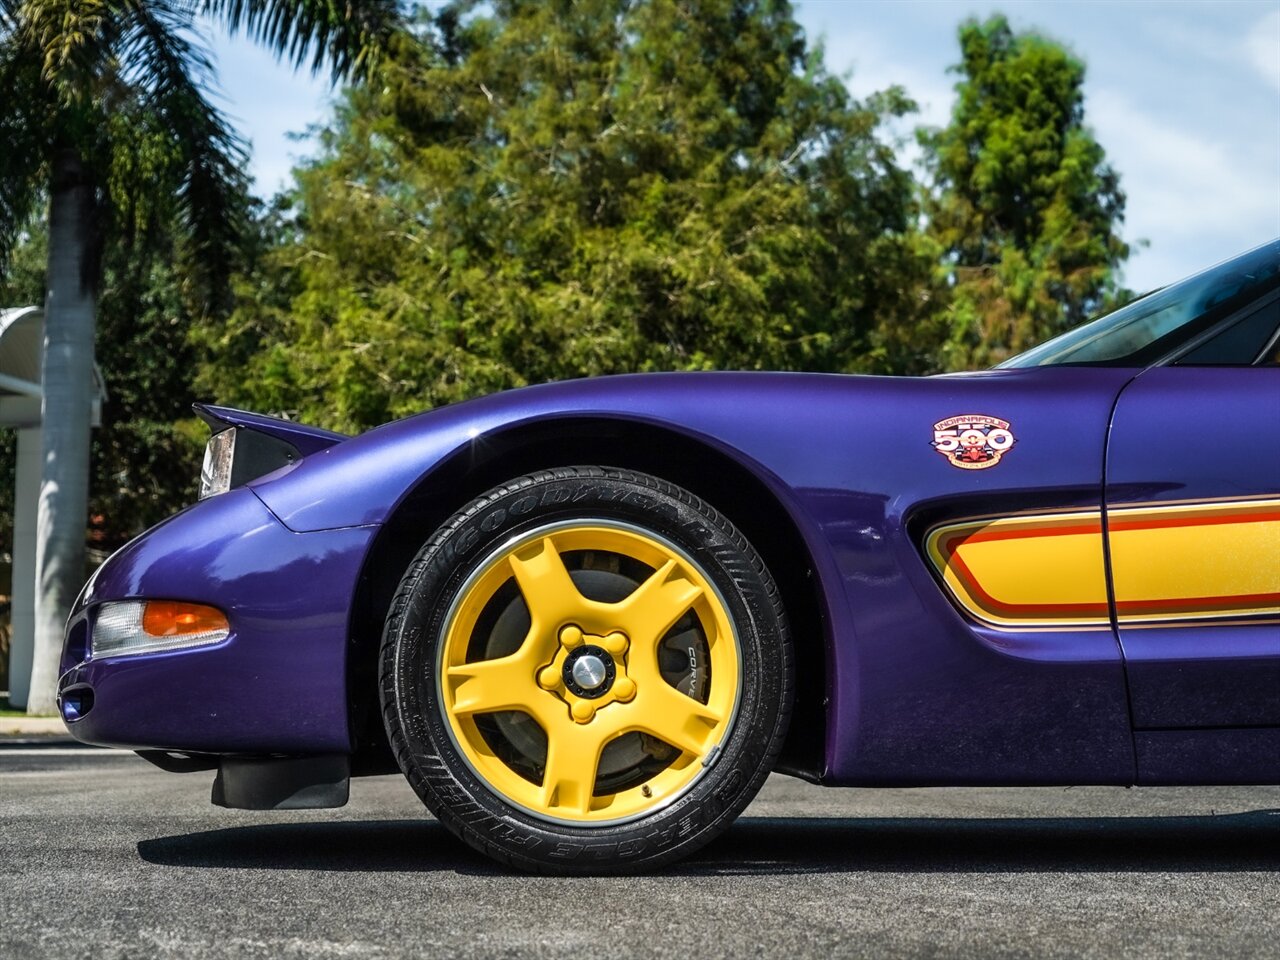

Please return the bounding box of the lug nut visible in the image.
[538,666,561,690]
[613,677,636,701]
[571,700,595,723]
[559,625,583,648]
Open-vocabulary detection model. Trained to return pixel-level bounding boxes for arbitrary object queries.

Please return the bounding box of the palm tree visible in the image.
[0,1,401,714]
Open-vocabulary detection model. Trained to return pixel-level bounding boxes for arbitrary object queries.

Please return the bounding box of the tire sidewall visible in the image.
[382,467,789,872]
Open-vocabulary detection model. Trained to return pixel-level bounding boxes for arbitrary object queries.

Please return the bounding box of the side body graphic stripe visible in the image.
[925,498,1280,630]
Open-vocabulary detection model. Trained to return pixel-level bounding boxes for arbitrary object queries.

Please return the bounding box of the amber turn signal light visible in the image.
[141,601,230,638]
[92,600,231,659]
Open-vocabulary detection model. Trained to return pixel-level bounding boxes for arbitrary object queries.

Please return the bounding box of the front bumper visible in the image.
[58,487,377,756]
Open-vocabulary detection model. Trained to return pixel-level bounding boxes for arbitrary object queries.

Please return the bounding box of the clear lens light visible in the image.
[93,601,230,658]
[199,428,236,500]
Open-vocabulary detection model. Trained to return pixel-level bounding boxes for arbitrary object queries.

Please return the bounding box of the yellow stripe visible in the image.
[1108,500,1280,622]
[925,498,1280,629]
[925,512,1109,629]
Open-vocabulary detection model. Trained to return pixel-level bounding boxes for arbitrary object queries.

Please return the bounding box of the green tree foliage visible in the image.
[2,5,1140,575]
[197,0,934,431]
[0,1,402,288]
[0,216,208,557]
[90,237,209,553]
[0,2,404,540]
[1,1,401,711]
[919,15,1130,370]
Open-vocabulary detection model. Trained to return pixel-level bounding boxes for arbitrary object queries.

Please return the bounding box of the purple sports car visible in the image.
[60,240,1280,873]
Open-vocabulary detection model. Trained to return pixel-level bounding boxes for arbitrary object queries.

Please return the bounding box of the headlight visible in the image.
[92,601,230,658]
[196,424,301,500]
[199,428,236,500]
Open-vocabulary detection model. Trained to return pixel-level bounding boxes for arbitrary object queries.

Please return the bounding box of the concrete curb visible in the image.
[0,717,69,736]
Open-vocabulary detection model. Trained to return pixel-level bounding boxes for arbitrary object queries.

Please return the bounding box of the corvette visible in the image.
[61,240,1279,873]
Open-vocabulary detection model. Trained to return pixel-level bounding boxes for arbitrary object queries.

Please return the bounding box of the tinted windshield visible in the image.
[1000,239,1280,368]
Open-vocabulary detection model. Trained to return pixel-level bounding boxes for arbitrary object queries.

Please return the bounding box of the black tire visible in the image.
[379,466,793,874]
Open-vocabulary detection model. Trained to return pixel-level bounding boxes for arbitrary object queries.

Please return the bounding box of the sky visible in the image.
[207,0,1280,294]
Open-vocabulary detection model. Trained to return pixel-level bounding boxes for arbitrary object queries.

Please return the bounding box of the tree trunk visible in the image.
[27,148,96,716]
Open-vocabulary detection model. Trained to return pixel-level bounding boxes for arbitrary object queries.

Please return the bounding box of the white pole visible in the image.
[8,425,41,709]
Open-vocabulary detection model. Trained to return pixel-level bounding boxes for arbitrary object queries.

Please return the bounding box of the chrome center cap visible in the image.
[571,654,609,691]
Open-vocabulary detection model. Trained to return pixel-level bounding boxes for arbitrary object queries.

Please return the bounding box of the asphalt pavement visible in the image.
[2,739,1278,959]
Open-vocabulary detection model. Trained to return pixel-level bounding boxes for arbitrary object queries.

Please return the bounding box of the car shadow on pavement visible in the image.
[137,811,1280,875]
[687,812,1280,875]
[138,820,502,875]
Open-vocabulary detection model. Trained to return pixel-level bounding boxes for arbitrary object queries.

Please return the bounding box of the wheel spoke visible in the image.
[630,681,725,758]
[445,654,536,715]
[540,722,603,816]
[507,536,585,628]
[437,517,743,825]
[615,559,703,642]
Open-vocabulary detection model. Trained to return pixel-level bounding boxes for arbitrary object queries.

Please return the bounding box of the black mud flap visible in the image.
[211,754,350,810]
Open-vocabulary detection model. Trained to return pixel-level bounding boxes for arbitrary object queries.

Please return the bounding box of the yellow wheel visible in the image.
[438,521,740,823]
[382,467,792,873]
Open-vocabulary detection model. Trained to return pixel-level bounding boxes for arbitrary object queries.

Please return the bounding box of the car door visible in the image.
[1105,290,1280,780]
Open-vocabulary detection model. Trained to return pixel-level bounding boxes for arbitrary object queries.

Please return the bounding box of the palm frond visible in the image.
[0,35,53,270]
[17,0,115,100]
[116,0,249,309]
[204,0,403,81]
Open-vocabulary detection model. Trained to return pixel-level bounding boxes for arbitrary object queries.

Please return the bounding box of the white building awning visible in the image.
[1,307,106,427]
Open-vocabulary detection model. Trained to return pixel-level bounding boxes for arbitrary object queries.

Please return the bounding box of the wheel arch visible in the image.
[347,414,832,781]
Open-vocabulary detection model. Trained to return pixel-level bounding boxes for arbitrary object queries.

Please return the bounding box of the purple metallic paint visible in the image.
[197,403,348,456]
[1106,365,1280,767]
[259,367,1143,784]
[1135,728,1280,786]
[59,487,373,754]
[59,365,1278,785]
[64,368,1125,779]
